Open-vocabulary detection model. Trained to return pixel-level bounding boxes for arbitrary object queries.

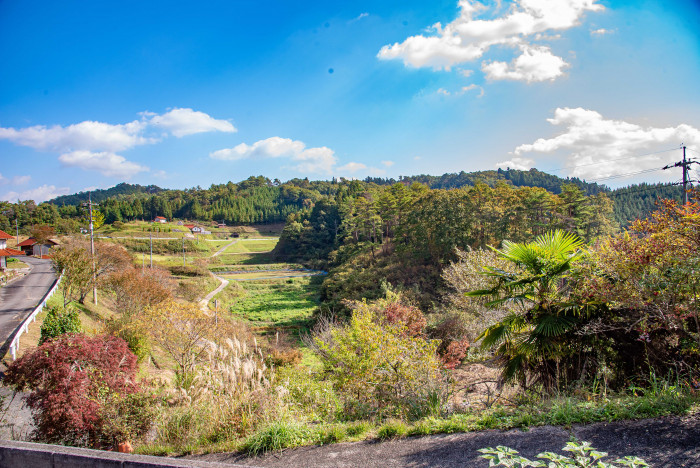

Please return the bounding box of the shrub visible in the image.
[170,265,208,277]
[312,303,448,419]
[39,305,81,344]
[479,441,648,467]
[104,317,151,362]
[4,334,153,448]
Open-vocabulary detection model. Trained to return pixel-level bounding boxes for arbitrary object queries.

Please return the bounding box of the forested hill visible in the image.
[15,171,685,233]
[609,182,684,227]
[364,168,608,195]
[49,183,164,206]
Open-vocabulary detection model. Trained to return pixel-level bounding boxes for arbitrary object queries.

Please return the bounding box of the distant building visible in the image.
[17,237,59,257]
[154,216,167,223]
[191,226,205,233]
[217,221,226,228]
[183,224,196,230]
[0,230,22,270]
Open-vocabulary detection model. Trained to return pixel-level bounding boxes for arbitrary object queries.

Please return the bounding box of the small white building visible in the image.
[154,216,167,223]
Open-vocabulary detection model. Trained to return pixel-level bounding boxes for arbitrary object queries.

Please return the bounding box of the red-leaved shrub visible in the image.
[383,303,427,337]
[4,334,153,448]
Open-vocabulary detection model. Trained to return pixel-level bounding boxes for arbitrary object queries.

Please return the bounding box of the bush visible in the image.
[39,305,81,344]
[170,265,208,277]
[312,303,448,420]
[104,317,151,362]
[4,334,154,448]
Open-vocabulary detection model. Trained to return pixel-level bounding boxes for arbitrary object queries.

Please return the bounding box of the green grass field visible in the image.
[220,277,320,327]
[223,239,278,254]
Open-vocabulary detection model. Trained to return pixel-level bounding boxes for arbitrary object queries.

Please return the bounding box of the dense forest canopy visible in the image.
[0,169,685,235]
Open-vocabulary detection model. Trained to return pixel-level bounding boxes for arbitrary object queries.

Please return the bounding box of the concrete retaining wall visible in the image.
[0,440,254,468]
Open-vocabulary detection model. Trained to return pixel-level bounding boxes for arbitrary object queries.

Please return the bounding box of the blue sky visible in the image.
[1,0,699,201]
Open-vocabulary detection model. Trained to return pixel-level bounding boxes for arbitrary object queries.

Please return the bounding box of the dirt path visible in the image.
[199,274,229,312]
[192,413,700,467]
[212,239,238,258]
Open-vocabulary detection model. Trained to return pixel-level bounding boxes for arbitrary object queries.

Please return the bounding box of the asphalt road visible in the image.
[0,257,56,358]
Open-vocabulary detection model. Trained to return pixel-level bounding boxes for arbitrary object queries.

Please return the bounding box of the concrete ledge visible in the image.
[0,440,256,468]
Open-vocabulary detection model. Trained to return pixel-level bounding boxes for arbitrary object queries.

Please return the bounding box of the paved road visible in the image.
[0,257,56,358]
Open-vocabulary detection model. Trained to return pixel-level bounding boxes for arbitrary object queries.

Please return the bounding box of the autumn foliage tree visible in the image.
[137,301,219,386]
[573,191,700,379]
[52,237,132,305]
[105,267,173,317]
[4,334,153,447]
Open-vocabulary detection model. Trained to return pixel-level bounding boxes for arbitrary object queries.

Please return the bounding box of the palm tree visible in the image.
[467,230,587,389]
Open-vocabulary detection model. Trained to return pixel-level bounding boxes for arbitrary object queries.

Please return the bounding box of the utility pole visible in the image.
[82,193,99,305]
[663,145,698,205]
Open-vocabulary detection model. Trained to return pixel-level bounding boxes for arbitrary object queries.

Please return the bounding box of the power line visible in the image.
[544,148,679,174]
[584,167,666,183]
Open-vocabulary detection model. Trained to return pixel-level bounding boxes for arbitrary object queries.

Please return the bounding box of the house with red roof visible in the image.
[0,230,23,270]
[17,237,59,257]
[153,216,167,223]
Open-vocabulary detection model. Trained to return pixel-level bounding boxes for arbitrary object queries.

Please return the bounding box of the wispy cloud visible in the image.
[1,184,71,203]
[0,173,31,186]
[211,136,386,176]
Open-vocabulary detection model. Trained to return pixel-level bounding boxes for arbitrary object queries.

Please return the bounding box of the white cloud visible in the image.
[147,108,236,137]
[211,137,339,174]
[11,175,31,185]
[590,28,612,35]
[378,0,601,81]
[350,12,369,22]
[290,147,338,174]
[337,162,367,172]
[210,137,304,161]
[0,120,150,152]
[514,107,700,180]
[1,184,71,203]
[381,160,395,167]
[58,150,149,178]
[482,45,568,82]
[461,84,485,97]
[0,108,234,178]
[496,156,535,170]
[460,69,474,78]
[0,174,31,186]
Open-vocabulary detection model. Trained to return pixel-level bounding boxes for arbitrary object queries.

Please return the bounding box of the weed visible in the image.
[243,420,309,454]
[377,419,409,439]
